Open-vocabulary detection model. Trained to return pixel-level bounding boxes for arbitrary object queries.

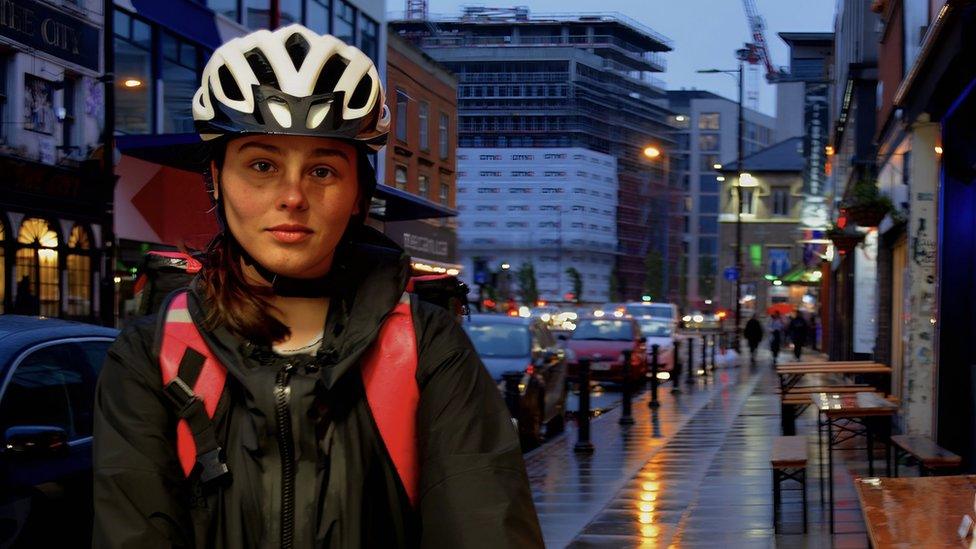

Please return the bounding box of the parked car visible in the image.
[625,301,680,330]
[462,314,568,449]
[682,311,720,330]
[637,318,675,380]
[0,315,118,548]
[563,317,647,384]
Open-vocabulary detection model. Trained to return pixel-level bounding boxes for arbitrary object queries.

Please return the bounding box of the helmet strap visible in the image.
[233,238,333,298]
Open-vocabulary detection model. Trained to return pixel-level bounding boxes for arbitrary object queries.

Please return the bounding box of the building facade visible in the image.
[665,90,775,309]
[717,137,806,315]
[390,8,679,303]
[456,147,617,302]
[0,0,105,320]
[384,32,459,275]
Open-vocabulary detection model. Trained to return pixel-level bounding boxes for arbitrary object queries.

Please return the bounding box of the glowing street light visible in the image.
[123,79,143,88]
[713,163,722,170]
[643,146,661,159]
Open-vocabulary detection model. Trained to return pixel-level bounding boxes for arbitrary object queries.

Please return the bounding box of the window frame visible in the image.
[771,186,790,216]
[418,101,430,151]
[395,88,408,142]
[438,111,449,159]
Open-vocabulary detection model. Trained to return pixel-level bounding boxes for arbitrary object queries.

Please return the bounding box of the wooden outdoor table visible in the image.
[776,363,892,437]
[856,475,976,548]
[814,392,899,533]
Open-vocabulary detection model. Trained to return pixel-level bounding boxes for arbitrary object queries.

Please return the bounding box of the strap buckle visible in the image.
[197,447,230,484]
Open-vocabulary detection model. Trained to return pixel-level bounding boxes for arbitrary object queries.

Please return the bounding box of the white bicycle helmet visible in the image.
[193,24,390,150]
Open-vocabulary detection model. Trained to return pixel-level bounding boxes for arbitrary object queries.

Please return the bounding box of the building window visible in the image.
[439,180,450,206]
[0,55,7,142]
[114,10,152,134]
[306,0,330,33]
[768,247,791,278]
[699,216,718,234]
[772,186,790,216]
[359,15,379,62]
[15,218,59,317]
[699,133,720,152]
[66,225,92,317]
[334,0,355,43]
[244,0,271,29]
[700,195,719,214]
[418,101,429,151]
[699,237,717,255]
[0,221,5,313]
[394,165,407,190]
[208,0,238,21]
[280,0,301,25]
[418,173,429,197]
[438,112,449,159]
[699,112,720,130]
[739,188,755,215]
[395,89,408,141]
[61,76,76,149]
[700,154,720,171]
[699,175,718,193]
[162,32,200,133]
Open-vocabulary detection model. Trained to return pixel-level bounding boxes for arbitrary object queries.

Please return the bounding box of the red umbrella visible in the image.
[766,303,794,316]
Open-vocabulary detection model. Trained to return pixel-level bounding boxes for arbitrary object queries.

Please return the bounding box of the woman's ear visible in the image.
[210,160,220,200]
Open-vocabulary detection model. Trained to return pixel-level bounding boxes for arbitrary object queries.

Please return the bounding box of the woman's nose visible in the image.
[277,173,309,211]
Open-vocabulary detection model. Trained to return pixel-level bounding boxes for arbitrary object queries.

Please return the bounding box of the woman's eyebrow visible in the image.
[310,148,350,162]
[238,142,281,154]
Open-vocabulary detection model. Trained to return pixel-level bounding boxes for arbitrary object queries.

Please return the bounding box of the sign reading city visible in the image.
[801,82,830,230]
[0,0,100,71]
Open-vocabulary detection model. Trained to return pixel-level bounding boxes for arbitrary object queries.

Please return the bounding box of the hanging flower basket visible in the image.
[840,180,893,227]
[827,230,863,253]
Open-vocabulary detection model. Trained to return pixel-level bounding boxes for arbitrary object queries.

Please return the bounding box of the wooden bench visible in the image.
[771,436,807,533]
[891,435,961,477]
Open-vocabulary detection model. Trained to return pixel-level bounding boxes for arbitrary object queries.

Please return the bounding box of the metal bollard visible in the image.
[574,358,595,453]
[711,334,717,370]
[686,336,696,384]
[502,372,522,420]
[671,339,683,394]
[619,350,635,425]
[701,335,709,379]
[649,344,661,408]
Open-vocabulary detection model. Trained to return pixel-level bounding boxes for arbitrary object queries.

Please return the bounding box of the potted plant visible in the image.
[840,179,893,227]
[826,222,863,254]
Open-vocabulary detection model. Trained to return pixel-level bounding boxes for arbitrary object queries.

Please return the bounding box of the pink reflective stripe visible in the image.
[148,251,203,273]
[160,291,227,476]
[360,295,420,506]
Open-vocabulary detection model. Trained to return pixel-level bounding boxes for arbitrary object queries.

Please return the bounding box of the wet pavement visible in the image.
[525,349,882,548]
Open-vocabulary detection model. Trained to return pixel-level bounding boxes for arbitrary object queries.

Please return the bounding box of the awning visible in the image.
[370,184,457,221]
[779,264,824,286]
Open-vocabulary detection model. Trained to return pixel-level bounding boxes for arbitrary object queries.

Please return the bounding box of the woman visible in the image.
[93,26,543,548]
[744,314,763,365]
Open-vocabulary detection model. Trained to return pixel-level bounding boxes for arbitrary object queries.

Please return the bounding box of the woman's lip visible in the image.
[268,224,312,232]
[269,229,313,243]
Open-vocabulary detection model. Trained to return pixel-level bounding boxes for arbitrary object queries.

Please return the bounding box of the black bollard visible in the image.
[686,336,696,384]
[701,335,709,379]
[502,371,522,420]
[619,350,635,425]
[574,358,595,453]
[711,334,717,370]
[649,344,661,408]
[671,339,683,394]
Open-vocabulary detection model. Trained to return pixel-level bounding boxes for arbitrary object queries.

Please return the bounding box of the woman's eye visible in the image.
[250,161,275,173]
[311,167,334,179]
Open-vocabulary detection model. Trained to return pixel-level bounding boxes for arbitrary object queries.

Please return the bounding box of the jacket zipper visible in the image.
[275,362,297,549]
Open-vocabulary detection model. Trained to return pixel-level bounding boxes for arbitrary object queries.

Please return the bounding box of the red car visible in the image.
[563,317,647,384]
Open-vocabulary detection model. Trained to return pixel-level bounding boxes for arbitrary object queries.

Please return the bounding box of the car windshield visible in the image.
[572,320,633,341]
[640,321,673,337]
[626,304,673,319]
[463,322,531,358]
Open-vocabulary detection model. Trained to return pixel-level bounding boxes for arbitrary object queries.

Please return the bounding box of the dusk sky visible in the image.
[420,0,837,116]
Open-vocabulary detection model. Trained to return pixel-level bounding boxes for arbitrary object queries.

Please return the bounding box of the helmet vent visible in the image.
[284,33,311,72]
[313,55,349,95]
[218,65,244,101]
[244,48,279,88]
[348,74,372,110]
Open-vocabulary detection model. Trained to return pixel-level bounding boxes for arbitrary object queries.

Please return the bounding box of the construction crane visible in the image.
[741,0,784,82]
[405,0,427,20]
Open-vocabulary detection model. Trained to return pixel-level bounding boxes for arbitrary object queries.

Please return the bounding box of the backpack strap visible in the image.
[159,291,230,483]
[360,292,420,507]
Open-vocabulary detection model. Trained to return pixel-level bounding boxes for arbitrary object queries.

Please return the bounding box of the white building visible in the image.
[457,147,617,303]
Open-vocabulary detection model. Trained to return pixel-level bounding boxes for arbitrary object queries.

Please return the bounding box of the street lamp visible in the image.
[697,46,750,350]
[501,262,511,271]
[643,146,662,159]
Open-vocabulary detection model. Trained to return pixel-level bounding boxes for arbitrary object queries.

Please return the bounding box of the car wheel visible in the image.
[519,393,544,450]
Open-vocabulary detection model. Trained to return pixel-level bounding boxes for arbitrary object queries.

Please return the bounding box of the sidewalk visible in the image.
[526,350,879,548]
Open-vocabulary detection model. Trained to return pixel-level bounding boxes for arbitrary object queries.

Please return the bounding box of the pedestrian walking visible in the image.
[769,312,784,366]
[789,311,809,361]
[93,25,543,548]
[744,314,763,365]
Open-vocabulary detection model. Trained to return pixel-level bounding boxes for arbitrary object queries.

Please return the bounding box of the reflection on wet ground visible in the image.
[526,351,877,548]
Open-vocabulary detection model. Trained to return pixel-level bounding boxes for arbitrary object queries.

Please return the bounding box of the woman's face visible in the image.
[215,135,360,280]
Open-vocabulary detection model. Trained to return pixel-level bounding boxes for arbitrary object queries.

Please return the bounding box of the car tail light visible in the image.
[525,364,535,376]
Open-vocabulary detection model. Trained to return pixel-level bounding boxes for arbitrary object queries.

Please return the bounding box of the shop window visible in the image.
[359,15,379,62]
[419,101,429,151]
[394,165,407,190]
[67,225,93,318]
[334,0,355,44]
[162,32,200,133]
[114,10,152,134]
[418,174,429,197]
[306,0,330,33]
[244,0,271,29]
[395,89,408,142]
[15,218,59,317]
